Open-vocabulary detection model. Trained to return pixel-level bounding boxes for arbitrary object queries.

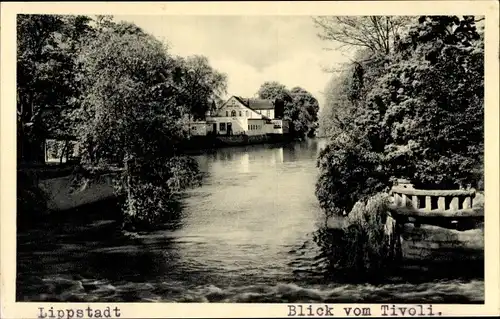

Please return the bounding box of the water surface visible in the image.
[17,139,484,302]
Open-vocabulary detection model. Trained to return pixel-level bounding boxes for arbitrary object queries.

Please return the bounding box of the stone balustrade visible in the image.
[388,181,482,218]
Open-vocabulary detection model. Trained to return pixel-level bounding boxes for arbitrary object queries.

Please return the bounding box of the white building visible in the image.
[187,96,289,137]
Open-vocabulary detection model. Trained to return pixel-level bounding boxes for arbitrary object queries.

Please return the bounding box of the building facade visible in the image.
[187,96,289,137]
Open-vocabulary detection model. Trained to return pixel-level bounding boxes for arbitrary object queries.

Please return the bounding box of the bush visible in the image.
[342,193,395,271]
[315,134,390,216]
[314,193,398,280]
[121,181,178,231]
[119,155,202,231]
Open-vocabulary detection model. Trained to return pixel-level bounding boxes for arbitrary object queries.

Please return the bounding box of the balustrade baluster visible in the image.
[394,193,401,206]
[438,196,446,210]
[463,196,472,209]
[450,197,459,210]
[425,196,431,211]
[412,195,419,209]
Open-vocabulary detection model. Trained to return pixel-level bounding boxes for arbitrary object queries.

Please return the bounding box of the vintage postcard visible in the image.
[1,1,499,318]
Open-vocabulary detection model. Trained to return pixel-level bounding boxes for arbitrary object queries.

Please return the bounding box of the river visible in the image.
[16,139,484,303]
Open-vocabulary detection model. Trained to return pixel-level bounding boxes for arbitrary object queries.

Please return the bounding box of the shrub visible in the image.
[119,155,202,231]
[315,134,390,216]
[314,193,398,280]
[341,193,395,271]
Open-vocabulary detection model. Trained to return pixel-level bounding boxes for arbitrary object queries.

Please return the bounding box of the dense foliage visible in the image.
[17,15,94,163]
[71,21,202,228]
[256,81,319,138]
[16,15,226,229]
[316,16,484,215]
[17,15,227,163]
[177,55,228,120]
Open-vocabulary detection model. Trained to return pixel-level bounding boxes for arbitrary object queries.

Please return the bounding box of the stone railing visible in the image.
[388,181,482,218]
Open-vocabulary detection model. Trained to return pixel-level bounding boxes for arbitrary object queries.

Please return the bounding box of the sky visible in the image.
[116,15,353,109]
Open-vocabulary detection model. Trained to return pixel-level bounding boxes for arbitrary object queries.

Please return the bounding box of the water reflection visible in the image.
[152,139,327,287]
[283,139,323,163]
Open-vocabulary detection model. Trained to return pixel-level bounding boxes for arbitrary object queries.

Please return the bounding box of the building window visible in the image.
[239,111,242,117]
[248,125,250,130]
[226,111,228,117]
[231,110,236,117]
[220,123,226,131]
[266,110,270,117]
[246,111,249,117]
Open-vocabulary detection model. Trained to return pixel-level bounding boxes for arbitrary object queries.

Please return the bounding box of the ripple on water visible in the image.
[17,274,484,303]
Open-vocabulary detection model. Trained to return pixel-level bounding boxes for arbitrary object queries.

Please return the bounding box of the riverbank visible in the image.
[325,214,484,265]
[17,165,120,214]
[18,134,301,213]
[179,133,296,151]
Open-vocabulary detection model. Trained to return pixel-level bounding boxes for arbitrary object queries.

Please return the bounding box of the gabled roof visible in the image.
[248,117,272,122]
[248,99,275,110]
[234,96,275,110]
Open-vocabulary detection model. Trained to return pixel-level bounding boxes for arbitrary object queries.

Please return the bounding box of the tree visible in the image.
[316,16,484,215]
[313,16,412,56]
[256,82,319,138]
[363,15,484,189]
[318,46,390,139]
[257,81,291,100]
[73,20,201,229]
[176,55,228,120]
[257,81,292,120]
[289,87,320,137]
[314,16,411,137]
[17,14,93,163]
[318,71,353,138]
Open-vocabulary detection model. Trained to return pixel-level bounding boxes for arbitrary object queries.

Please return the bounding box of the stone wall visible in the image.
[18,166,119,212]
[401,223,484,262]
[38,173,117,211]
[216,134,288,146]
[387,182,484,263]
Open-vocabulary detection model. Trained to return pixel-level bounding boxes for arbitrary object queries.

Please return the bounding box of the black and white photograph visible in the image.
[2,1,499,317]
